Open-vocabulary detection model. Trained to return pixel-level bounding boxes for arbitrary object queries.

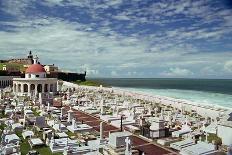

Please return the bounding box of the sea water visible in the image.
[91,78,232,108]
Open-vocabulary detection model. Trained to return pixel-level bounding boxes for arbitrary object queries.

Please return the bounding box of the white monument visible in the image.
[13,55,57,97]
[67,108,73,123]
[100,122,104,140]
[125,137,132,155]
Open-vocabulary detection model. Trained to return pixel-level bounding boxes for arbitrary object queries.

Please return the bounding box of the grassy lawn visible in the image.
[66,131,76,137]
[0,63,25,72]
[0,110,7,118]
[16,131,31,155]
[0,124,6,130]
[20,139,31,155]
[201,133,222,144]
[74,80,107,87]
[32,109,40,116]
[16,131,63,155]
[35,146,63,155]
[0,124,6,141]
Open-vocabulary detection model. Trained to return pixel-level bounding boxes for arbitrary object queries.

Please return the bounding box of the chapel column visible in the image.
[28,83,31,96]
[16,83,19,93]
[14,83,16,93]
[21,83,24,94]
[12,83,15,93]
[42,84,45,93]
[48,84,50,93]
[35,84,38,96]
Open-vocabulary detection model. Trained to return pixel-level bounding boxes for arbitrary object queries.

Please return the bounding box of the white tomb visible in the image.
[67,118,92,133]
[108,131,132,149]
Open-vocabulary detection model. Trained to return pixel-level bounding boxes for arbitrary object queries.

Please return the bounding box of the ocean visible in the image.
[91,78,232,108]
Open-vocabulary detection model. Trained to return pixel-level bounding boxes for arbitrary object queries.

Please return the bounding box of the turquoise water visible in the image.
[118,87,232,108]
[92,78,232,108]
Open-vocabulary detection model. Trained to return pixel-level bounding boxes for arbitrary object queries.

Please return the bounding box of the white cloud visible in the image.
[0,0,231,78]
[224,61,232,73]
[113,14,131,21]
[0,0,31,17]
[111,71,118,77]
[160,67,193,77]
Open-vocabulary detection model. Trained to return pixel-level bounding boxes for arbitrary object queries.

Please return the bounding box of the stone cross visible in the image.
[154,107,158,115]
[47,102,50,111]
[100,122,104,140]
[59,122,61,130]
[61,107,65,117]
[10,113,14,119]
[205,132,209,143]
[228,145,232,155]
[72,118,76,128]
[66,137,68,146]
[125,137,131,155]
[68,109,73,122]
[185,115,189,125]
[100,100,104,115]
[51,133,55,144]
[116,107,119,116]
[16,141,20,146]
[23,114,26,127]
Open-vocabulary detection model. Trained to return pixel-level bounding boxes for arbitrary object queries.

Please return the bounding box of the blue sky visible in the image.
[0,0,232,78]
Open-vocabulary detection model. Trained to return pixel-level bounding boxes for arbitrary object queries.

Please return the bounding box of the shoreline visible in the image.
[62,81,232,119]
[113,86,232,111]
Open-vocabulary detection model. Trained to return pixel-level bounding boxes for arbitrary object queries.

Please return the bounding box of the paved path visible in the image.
[65,106,178,155]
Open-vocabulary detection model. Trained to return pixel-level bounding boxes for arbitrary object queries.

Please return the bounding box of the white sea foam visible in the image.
[116,87,232,109]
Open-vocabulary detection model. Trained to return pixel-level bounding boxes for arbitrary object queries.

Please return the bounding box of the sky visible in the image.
[0,0,232,78]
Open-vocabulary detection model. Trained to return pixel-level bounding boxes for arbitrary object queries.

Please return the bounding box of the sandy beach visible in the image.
[62,81,232,120]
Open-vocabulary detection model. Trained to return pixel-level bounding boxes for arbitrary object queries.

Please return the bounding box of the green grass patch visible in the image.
[0,63,25,72]
[74,80,107,87]
[0,124,6,130]
[35,146,63,155]
[20,139,31,155]
[201,133,222,145]
[66,131,76,137]
[0,110,7,118]
[32,109,40,116]
[0,124,6,141]
[17,130,63,155]
[16,131,31,155]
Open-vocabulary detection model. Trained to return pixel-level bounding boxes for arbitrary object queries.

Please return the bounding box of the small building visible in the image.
[104,131,136,155]
[49,138,79,153]
[0,143,20,155]
[56,132,68,139]
[180,141,219,155]
[170,138,195,151]
[13,56,57,98]
[44,64,58,73]
[201,122,217,134]
[22,130,34,139]
[0,76,19,89]
[67,119,93,133]
[217,120,232,146]
[149,117,166,138]
[35,116,49,130]
[28,138,44,148]
[39,92,54,105]
[2,134,20,145]
[12,123,24,132]
[172,124,192,138]
[47,120,67,132]
[108,131,132,149]
[111,118,136,129]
